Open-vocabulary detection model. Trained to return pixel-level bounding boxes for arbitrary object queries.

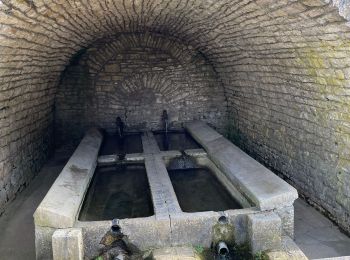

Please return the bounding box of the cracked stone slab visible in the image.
[34,128,103,228]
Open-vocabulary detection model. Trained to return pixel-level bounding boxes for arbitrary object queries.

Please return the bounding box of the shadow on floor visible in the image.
[294,199,350,259]
[0,151,70,260]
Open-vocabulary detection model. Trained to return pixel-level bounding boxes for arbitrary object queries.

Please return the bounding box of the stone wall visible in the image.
[55,33,227,144]
[220,2,350,233]
[0,0,349,233]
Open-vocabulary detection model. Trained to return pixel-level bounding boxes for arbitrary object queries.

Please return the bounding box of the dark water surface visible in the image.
[99,133,143,155]
[168,167,242,212]
[79,164,153,221]
[153,131,201,151]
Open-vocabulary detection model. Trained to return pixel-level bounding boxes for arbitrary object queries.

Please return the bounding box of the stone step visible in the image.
[152,246,199,260]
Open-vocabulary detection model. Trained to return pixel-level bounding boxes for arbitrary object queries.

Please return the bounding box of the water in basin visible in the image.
[79,164,153,221]
[99,133,143,155]
[168,167,242,212]
[153,130,200,151]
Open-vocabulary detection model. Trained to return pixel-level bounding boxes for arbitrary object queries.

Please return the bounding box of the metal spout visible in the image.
[217,241,229,257]
[116,116,125,138]
[162,110,168,133]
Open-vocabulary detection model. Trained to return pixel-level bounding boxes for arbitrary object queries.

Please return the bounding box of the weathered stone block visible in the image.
[52,228,83,260]
[275,206,294,238]
[35,226,56,260]
[247,212,282,254]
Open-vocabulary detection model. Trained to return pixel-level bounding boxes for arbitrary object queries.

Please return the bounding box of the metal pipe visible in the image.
[162,110,168,133]
[115,253,125,260]
[217,241,229,257]
[116,116,124,138]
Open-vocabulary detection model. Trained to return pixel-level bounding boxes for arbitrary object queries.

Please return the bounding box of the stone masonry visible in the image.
[0,0,350,234]
[55,33,227,144]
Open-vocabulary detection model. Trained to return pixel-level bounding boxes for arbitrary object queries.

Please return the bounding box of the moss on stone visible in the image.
[212,222,235,246]
[195,243,270,260]
[254,251,270,260]
[225,116,241,145]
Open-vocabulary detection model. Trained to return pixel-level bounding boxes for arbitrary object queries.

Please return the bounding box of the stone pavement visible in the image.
[294,199,350,259]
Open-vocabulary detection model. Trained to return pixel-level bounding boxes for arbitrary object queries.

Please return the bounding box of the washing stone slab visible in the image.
[142,132,160,154]
[185,121,222,144]
[34,128,103,228]
[185,121,298,211]
[144,154,182,219]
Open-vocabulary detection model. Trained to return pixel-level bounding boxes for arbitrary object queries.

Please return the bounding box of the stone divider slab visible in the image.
[142,132,182,219]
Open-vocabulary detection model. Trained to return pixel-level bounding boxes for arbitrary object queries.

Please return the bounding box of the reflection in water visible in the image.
[154,131,200,151]
[168,167,242,213]
[79,164,153,221]
[99,133,143,155]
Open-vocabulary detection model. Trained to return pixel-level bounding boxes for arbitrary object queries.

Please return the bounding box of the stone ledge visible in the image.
[34,129,103,228]
[152,247,199,260]
[185,121,298,211]
[144,154,182,218]
[97,153,144,165]
[184,148,207,157]
[142,132,161,154]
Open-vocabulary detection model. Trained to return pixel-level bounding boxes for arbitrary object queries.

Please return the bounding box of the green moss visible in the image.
[225,116,241,145]
[212,222,235,246]
[194,242,268,260]
[194,245,204,254]
[195,247,215,260]
[254,251,270,260]
[233,243,252,259]
[297,43,347,92]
